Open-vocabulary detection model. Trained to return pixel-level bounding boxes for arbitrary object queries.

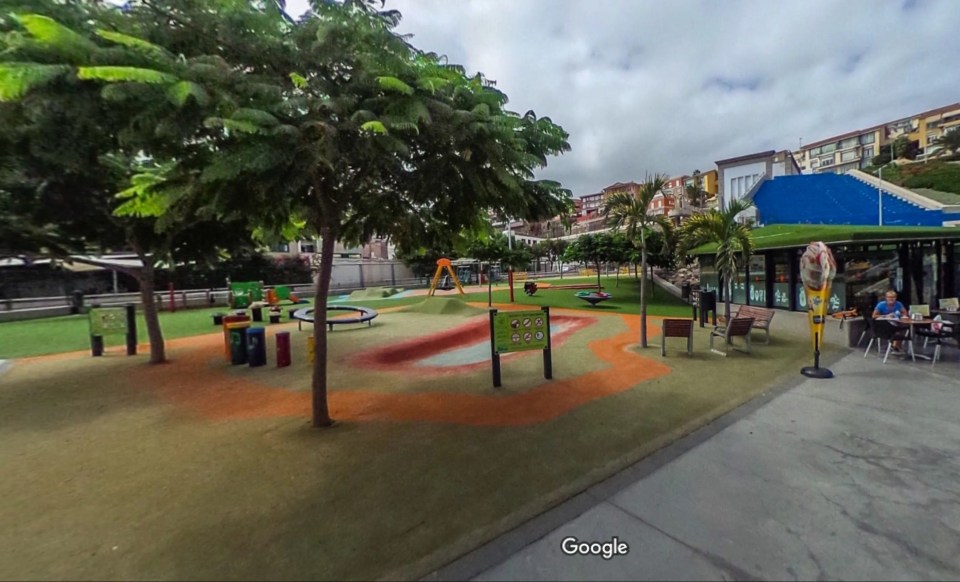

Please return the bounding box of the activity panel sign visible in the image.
[89,307,128,336]
[493,309,549,353]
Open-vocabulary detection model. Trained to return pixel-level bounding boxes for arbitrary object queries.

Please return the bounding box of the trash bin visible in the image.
[251,306,263,322]
[222,314,251,362]
[212,313,225,326]
[70,290,85,315]
[227,324,249,365]
[268,311,282,324]
[246,327,266,367]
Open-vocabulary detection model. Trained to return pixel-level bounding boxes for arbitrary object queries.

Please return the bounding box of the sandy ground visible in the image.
[0,306,812,580]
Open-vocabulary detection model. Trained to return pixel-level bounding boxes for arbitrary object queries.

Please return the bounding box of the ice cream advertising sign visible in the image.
[799,241,837,351]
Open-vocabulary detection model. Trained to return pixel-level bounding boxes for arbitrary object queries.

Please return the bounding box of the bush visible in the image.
[871,153,892,166]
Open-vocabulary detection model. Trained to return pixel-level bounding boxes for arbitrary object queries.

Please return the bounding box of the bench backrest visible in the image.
[737,305,774,322]
[662,319,693,338]
[726,317,755,337]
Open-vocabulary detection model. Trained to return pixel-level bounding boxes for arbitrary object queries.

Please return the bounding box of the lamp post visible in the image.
[877,165,884,226]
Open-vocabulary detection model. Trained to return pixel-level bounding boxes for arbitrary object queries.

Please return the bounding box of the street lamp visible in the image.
[877,165,884,226]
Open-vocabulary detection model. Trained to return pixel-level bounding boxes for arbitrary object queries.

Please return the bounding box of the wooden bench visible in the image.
[710,317,755,356]
[661,319,694,356]
[733,305,775,344]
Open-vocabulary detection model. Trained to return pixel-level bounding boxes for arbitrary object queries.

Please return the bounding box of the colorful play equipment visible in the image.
[575,291,612,307]
[428,258,465,296]
[229,281,264,309]
[292,306,379,331]
[525,281,601,296]
[266,285,306,306]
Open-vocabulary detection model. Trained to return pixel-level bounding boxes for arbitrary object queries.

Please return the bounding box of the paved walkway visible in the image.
[426,348,960,581]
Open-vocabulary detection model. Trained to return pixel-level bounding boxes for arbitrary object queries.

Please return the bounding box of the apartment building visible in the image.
[793,101,960,174]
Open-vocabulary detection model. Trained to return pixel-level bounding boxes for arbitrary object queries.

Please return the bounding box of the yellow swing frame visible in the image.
[427,258,465,296]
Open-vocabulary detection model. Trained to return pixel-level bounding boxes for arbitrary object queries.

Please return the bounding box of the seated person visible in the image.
[873,290,909,350]
[872,290,909,320]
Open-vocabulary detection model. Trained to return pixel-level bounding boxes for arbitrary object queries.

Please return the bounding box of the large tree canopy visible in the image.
[1,1,572,427]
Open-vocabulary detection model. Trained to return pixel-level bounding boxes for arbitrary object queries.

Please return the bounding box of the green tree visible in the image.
[604,174,672,347]
[544,238,569,277]
[0,10,258,363]
[679,199,754,321]
[2,6,571,427]
[934,130,960,155]
[564,234,606,290]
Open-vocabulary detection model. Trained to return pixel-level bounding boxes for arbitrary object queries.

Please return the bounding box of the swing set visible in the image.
[427,258,466,296]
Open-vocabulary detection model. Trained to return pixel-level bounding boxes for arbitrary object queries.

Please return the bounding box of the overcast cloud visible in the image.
[285,0,960,196]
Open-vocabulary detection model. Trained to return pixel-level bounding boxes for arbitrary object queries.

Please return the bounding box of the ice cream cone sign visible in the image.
[799,241,837,351]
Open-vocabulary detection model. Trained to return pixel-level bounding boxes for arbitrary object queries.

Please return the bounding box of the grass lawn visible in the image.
[0,305,816,580]
[0,276,686,359]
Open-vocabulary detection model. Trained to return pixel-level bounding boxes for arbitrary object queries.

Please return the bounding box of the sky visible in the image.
[284,0,960,197]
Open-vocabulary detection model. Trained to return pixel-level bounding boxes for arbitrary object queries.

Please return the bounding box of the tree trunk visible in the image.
[138,259,166,364]
[311,228,336,428]
[616,265,620,287]
[640,232,648,348]
[724,274,733,322]
[595,260,601,291]
[558,259,564,279]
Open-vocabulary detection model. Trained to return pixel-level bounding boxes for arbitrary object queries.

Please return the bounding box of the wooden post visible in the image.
[542,306,552,380]
[509,270,515,303]
[168,282,176,313]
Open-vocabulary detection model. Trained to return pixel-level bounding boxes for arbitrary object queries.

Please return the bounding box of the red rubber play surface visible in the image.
[351,314,593,374]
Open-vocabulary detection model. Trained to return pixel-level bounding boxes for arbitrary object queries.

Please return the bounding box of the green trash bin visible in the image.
[228,325,249,365]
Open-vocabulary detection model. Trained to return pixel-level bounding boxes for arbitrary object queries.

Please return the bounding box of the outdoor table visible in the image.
[886,317,935,360]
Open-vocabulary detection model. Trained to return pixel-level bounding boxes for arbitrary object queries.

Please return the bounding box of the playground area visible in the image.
[0,276,815,580]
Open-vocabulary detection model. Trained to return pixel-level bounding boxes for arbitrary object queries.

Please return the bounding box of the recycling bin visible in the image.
[246,327,266,367]
[222,314,250,361]
[227,324,249,365]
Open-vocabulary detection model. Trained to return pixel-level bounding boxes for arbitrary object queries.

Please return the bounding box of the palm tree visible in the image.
[679,199,754,321]
[604,173,671,348]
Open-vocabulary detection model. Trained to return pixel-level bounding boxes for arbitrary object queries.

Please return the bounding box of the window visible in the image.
[300,244,316,253]
[822,143,836,154]
[810,146,822,156]
[772,253,790,309]
[840,150,857,162]
[748,255,766,306]
[862,146,874,160]
[271,242,290,253]
[820,156,835,167]
[840,137,858,149]
[860,133,875,144]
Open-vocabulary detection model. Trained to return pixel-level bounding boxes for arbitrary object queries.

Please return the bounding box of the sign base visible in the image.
[801,366,834,379]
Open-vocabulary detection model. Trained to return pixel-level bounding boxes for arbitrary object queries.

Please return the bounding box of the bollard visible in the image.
[125,304,137,356]
[246,327,266,367]
[276,332,291,368]
[90,334,104,357]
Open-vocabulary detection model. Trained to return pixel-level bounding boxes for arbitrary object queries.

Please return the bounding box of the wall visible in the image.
[720,160,767,209]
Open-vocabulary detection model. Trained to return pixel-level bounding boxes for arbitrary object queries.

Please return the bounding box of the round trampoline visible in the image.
[293,306,379,331]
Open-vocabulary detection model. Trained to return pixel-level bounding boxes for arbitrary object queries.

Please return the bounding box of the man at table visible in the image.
[873,290,910,350]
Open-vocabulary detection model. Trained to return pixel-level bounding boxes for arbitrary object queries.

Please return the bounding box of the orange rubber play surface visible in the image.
[16,311,673,427]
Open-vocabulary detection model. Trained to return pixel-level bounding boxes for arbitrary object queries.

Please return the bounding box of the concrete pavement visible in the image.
[427,347,960,581]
